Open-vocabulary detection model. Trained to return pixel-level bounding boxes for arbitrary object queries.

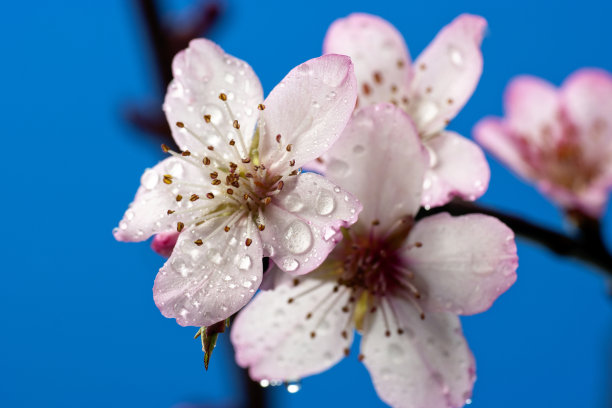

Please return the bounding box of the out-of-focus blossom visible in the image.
[231,104,518,408]
[475,69,612,218]
[114,39,362,327]
[323,13,490,208]
[151,231,179,257]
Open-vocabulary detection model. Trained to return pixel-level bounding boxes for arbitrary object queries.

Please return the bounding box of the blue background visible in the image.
[1,0,611,407]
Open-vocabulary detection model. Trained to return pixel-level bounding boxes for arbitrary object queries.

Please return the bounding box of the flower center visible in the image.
[160,94,301,247]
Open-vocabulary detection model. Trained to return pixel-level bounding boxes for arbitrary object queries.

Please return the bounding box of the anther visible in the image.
[397,328,404,335]
[190,194,199,201]
[385,330,391,337]
[341,330,348,339]
[419,63,427,71]
[306,312,312,320]
[261,197,272,205]
[177,222,184,232]
[362,83,371,95]
[245,172,253,178]
[397,60,405,68]
[420,312,425,320]
[425,86,432,94]
[207,145,214,151]
[203,157,211,166]
[344,348,350,357]
[243,193,249,201]
[211,179,221,186]
[286,144,292,152]
[163,175,173,184]
[276,134,282,143]
[258,104,265,110]
[258,224,265,231]
[245,238,253,247]
[293,278,300,286]
[277,180,284,191]
[161,144,169,153]
[176,194,183,202]
[447,98,454,105]
[181,151,191,156]
[167,210,175,215]
[358,354,364,361]
[289,159,295,167]
[176,121,184,128]
[194,239,203,246]
[203,114,211,123]
[287,297,294,304]
[391,84,398,93]
[210,172,218,179]
[226,188,234,195]
[206,193,215,199]
[241,157,251,164]
[373,71,382,84]
[372,219,380,226]
[414,242,422,248]
[224,226,230,232]
[341,306,349,313]
[218,93,227,101]
[232,120,240,129]
[310,331,316,339]
[229,139,235,146]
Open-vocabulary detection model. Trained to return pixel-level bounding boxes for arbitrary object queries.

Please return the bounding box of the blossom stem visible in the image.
[418,199,612,277]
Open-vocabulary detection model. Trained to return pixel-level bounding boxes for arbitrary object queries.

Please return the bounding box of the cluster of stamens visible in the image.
[159,93,302,248]
[286,217,425,360]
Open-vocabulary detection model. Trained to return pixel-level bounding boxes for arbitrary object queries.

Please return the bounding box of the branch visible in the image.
[418,199,612,276]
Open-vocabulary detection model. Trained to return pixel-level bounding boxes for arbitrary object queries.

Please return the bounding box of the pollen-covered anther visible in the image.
[224,226,230,232]
[385,330,391,337]
[190,194,199,202]
[212,179,221,186]
[163,175,173,184]
[287,297,294,304]
[258,224,265,231]
[397,59,405,68]
[276,134,282,143]
[232,120,240,129]
[203,114,211,123]
[167,210,175,215]
[277,181,284,191]
[447,98,454,105]
[289,159,295,167]
[194,239,203,246]
[177,222,185,232]
[286,144,292,152]
[419,63,427,71]
[425,86,433,94]
[261,197,272,205]
[207,145,214,151]
[229,139,235,146]
[245,238,253,247]
[373,71,383,84]
[310,331,316,339]
[414,241,423,248]
[341,330,348,339]
[397,328,404,335]
[176,194,183,202]
[210,172,218,179]
[206,193,215,199]
[358,354,365,361]
[181,150,191,156]
[241,157,251,164]
[293,278,300,286]
[372,219,380,226]
[226,188,234,195]
[344,348,350,357]
[203,157,211,166]
[257,103,265,110]
[219,93,227,101]
[161,144,169,153]
[176,121,184,128]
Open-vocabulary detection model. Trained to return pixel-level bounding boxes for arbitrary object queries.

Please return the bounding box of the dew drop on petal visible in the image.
[208,248,223,265]
[315,190,335,215]
[224,72,235,84]
[333,186,341,193]
[141,169,159,189]
[417,100,439,125]
[126,210,135,220]
[327,158,349,177]
[323,227,336,242]
[238,255,252,270]
[171,256,190,277]
[283,220,313,254]
[285,380,301,394]
[169,161,185,178]
[259,379,270,388]
[449,46,464,66]
[282,257,299,272]
[283,193,304,213]
[119,221,128,230]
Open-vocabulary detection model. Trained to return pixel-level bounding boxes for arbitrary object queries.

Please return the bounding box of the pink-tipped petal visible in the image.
[323,13,412,107]
[259,54,357,173]
[407,213,518,315]
[151,231,179,258]
[561,68,612,161]
[164,39,264,157]
[261,173,361,275]
[114,157,217,242]
[473,117,532,179]
[410,14,486,135]
[153,216,263,327]
[361,304,475,408]
[231,270,352,381]
[317,104,427,229]
[504,75,561,145]
[422,131,490,208]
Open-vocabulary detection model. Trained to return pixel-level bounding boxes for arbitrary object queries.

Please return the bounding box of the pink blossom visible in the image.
[113,39,362,327]
[474,69,612,218]
[231,104,518,408]
[151,231,179,258]
[322,13,490,209]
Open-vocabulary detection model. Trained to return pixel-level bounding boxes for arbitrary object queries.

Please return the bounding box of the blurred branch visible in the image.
[419,199,612,277]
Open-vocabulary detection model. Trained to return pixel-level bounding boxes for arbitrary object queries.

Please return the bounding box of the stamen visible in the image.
[177,222,185,232]
[194,239,203,246]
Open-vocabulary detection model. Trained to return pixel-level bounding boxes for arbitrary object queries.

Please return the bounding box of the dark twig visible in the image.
[419,199,612,276]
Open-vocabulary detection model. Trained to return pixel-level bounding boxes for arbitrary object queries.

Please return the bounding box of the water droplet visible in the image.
[326,91,337,100]
[323,227,336,241]
[141,169,159,189]
[224,72,235,84]
[259,379,270,388]
[282,257,299,272]
[423,177,432,190]
[285,380,301,394]
[333,186,341,193]
[417,100,439,125]
[449,46,464,66]
[327,158,349,177]
[169,161,184,178]
[283,193,304,212]
[242,280,253,288]
[315,190,335,215]
[125,210,135,220]
[283,220,313,254]
[208,248,223,265]
[238,255,252,270]
[352,144,365,155]
[171,256,190,277]
[119,221,128,230]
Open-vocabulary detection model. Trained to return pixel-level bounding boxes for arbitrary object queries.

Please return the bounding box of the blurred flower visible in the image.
[114,39,362,327]
[322,13,490,209]
[475,69,612,218]
[231,104,518,408]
